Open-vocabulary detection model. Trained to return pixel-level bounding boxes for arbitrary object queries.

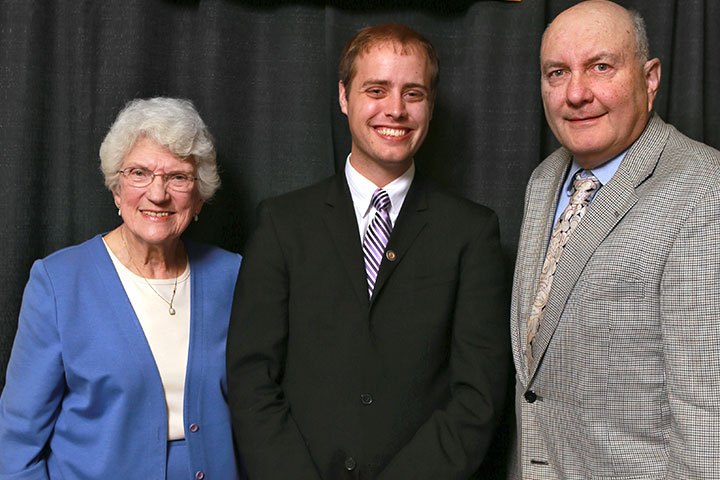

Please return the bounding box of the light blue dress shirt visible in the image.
[553,151,627,226]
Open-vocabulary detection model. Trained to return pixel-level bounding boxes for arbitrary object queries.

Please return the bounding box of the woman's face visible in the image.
[113,137,203,248]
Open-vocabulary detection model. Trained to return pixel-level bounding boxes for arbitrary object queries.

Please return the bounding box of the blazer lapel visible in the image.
[370,176,428,306]
[514,153,570,383]
[528,114,671,379]
[322,174,370,307]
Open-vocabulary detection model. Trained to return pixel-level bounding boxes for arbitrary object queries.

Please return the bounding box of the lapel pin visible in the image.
[385,250,396,261]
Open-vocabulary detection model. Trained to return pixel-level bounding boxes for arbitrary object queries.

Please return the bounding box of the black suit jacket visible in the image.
[227,172,509,479]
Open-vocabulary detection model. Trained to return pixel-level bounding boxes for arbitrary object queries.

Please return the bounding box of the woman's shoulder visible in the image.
[25,235,115,297]
[40,234,108,270]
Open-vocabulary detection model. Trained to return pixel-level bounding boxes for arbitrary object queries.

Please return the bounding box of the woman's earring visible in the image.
[118,209,122,216]
[194,215,199,222]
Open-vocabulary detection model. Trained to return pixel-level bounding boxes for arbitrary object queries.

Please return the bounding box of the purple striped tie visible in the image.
[363,189,392,297]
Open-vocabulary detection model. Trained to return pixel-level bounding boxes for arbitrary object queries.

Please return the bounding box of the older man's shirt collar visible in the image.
[553,149,627,226]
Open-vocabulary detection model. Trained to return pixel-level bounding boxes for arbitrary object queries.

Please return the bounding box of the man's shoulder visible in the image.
[628,114,719,175]
[635,118,720,198]
[520,148,570,205]
[533,147,570,178]
[664,123,720,170]
[261,175,338,211]
[414,175,499,224]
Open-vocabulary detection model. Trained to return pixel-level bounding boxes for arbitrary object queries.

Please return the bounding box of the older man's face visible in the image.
[540,1,660,169]
[339,42,433,186]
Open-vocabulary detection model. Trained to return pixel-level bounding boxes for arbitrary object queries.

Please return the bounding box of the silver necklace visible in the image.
[121,228,178,315]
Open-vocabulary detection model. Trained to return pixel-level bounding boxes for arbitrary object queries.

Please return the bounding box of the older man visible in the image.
[228,23,508,479]
[511,1,720,478]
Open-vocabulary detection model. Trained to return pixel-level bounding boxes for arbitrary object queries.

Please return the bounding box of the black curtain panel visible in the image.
[1,0,717,477]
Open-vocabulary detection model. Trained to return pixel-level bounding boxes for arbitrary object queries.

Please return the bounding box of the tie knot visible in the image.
[570,171,600,206]
[371,189,391,212]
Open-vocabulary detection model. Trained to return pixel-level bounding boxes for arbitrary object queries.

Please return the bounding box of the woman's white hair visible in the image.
[100,97,219,200]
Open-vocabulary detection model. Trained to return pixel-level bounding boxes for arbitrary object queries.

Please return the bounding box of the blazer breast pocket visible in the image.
[579,272,646,300]
[565,272,651,349]
[411,266,458,292]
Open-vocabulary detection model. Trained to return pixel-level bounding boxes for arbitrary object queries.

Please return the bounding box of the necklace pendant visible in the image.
[169,307,176,315]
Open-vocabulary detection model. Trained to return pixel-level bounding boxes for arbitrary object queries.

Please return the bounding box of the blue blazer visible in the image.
[0,234,242,480]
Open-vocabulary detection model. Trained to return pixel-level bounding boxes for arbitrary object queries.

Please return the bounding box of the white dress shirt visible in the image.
[344,154,415,243]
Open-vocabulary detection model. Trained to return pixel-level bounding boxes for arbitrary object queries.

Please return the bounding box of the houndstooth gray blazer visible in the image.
[510,114,720,479]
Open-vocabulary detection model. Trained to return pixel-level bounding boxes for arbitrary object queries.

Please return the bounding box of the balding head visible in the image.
[542,1,649,64]
[539,0,661,168]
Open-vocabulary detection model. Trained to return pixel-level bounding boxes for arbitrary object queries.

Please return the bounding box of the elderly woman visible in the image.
[0,98,242,479]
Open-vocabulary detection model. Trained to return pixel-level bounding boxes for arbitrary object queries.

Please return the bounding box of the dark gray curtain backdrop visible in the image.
[1,0,718,476]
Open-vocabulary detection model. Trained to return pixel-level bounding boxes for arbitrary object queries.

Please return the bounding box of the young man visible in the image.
[228,23,508,479]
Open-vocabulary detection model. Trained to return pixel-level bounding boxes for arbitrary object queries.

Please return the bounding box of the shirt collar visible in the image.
[345,154,415,218]
[564,149,627,196]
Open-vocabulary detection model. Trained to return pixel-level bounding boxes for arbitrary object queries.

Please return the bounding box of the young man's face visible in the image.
[339,42,433,186]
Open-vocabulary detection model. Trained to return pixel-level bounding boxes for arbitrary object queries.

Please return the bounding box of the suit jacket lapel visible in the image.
[514,152,570,383]
[528,114,671,379]
[322,173,370,307]
[371,176,428,306]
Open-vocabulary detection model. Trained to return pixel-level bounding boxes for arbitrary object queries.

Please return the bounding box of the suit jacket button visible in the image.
[524,390,537,403]
[344,457,357,471]
[195,471,205,480]
[189,423,199,433]
[360,393,373,405]
[385,250,396,261]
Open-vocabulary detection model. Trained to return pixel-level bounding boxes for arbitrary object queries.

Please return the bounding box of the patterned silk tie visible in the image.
[526,171,600,366]
[363,189,392,298]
